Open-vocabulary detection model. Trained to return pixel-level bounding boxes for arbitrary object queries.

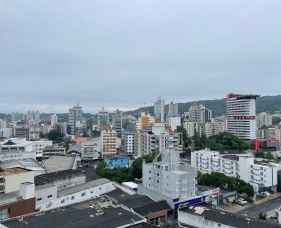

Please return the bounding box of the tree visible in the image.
[96,161,107,175]
[257,212,266,220]
[185,148,191,157]
[205,140,221,150]
[117,133,121,138]
[63,136,72,152]
[255,151,265,158]
[47,130,63,142]
[39,132,46,138]
[272,116,281,125]
[92,131,100,138]
[176,126,188,142]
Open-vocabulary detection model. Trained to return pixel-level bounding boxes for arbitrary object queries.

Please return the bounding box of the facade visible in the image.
[106,156,129,169]
[98,107,109,131]
[0,129,10,138]
[101,126,117,157]
[135,112,155,130]
[0,138,33,153]
[166,101,178,116]
[121,131,138,156]
[15,127,30,141]
[0,168,34,194]
[154,96,165,122]
[226,94,259,140]
[42,146,65,159]
[138,107,149,117]
[183,121,195,137]
[195,122,206,137]
[256,112,272,128]
[205,122,218,138]
[114,109,122,134]
[0,151,36,162]
[167,115,181,132]
[170,132,183,154]
[189,104,212,123]
[191,148,278,192]
[68,103,83,135]
[81,138,100,160]
[51,114,58,127]
[138,146,197,208]
[32,140,52,159]
[0,119,7,129]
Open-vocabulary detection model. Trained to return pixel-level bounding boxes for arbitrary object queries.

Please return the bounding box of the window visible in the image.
[210,221,214,227]
[91,190,94,193]
[99,187,102,190]
[205,220,209,226]
[48,195,52,198]
[61,199,65,203]
[37,198,42,201]
[0,208,10,220]
[218,224,221,227]
[81,192,85,196]
[71,196,75,200]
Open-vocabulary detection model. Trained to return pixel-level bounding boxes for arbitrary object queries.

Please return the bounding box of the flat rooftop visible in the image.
[0,168,30,176]
[2,200,144,228]
[219,150,248,155]
[0,159,45,170]
[221,155,240,161]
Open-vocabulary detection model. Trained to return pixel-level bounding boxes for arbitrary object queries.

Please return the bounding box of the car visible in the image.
[235,198,248,205]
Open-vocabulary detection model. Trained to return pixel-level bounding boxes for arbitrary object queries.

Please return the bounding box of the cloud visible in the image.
[0,0,281,113]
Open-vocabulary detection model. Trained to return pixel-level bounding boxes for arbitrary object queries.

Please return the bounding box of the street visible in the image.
[236,196,281,218]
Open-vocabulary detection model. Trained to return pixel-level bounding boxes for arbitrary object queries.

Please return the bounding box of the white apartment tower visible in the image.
[98,107,109,131]
[51,114,58,127]
[226,94,259,140]
[154,96,165,122]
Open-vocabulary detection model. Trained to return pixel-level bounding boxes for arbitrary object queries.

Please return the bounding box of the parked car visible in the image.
[235,198,248,205]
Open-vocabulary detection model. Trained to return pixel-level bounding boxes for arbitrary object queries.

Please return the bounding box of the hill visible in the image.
[125,95,281,117]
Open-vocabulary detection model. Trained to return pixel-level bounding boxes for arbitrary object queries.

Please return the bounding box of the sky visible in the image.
[1,0,281,114]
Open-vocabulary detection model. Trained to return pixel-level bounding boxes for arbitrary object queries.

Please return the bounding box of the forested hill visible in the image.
[125,95,281,117]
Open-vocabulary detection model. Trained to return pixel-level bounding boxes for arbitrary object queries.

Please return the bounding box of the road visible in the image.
[236,196,281,218]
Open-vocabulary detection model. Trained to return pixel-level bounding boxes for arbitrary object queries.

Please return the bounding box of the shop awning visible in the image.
[228,197,235,202]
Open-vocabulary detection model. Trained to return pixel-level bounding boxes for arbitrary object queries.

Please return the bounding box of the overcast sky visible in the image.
[1,0,281,114]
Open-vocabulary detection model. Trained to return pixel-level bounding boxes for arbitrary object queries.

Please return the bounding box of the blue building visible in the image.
[106,157,129,169]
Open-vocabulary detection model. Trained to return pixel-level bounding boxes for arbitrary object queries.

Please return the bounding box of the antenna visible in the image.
[143,103,146,107]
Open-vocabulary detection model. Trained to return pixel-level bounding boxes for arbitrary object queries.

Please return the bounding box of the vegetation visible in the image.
[185,148,191,157]
[39,132,46,138]
[63,136,72,152]
[272,116,281,125]
[197,171,254,197]
[96,152,160,183]
[117,133,121,138]
[257,212,267,220]
[47,130,64,143]
[92,130,100,138]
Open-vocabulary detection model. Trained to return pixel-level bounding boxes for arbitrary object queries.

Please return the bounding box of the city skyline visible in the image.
[1,1,281,113]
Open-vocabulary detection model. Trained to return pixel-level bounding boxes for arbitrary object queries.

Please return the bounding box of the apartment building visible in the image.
[167,115,181,132]
[42,146,65,160]
[68,103,83,135]
[121,131,138,156]
[81,138,100,160]
[113,109,122,134]
[191,148,278,192]
[15,127,30,141]
[183,120,195,137]
[32,140,52,159]
[154,96,165,122]
[256,112,272,128]
[170,132,183,154]
[101,126,116,157]
[135,112,155,130]
[98,107,109,131]
[189,104,212,123]
[138,146,197,208]
[205,122,218,138]
[226,94,259,140]
[51,114,58,127]
[0,129,9,138]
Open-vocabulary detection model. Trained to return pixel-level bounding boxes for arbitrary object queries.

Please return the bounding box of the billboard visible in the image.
[174,196,205,209]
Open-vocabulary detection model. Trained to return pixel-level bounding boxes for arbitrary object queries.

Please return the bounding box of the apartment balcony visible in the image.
[190,180,197,185]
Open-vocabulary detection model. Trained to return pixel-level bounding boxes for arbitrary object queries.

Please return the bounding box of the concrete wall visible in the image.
[35,185,57,204]
[36,181,115,212]
[5,171,34,194]
[53,173,86,191]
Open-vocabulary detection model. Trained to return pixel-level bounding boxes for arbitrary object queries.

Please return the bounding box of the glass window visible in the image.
[48,195,52,198]
[37,198,42,201]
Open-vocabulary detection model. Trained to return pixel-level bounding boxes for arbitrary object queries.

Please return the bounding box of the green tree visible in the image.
[92,130,100,138]
[272,116,281,125]
[185,148,191,157]
[39,132,46,138]
[96,160,107,175]
[117,133,121,138]
[205,140,221,150]
[257,212,266,220]
[47,130,63,142]
[255,151,265,158]
[63,136,72,152]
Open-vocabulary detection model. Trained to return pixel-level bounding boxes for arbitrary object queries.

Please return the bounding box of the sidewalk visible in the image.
[254,193,281,205]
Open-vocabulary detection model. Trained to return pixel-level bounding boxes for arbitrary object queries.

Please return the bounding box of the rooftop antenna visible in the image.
[143,103,146,107]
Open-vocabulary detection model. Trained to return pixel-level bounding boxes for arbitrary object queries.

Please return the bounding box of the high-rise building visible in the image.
[154,96,165,122]
[226,94,259,140]
[98,107,109,131]
[256,112,273,129]
[183,121,195,137]
[114,109,122,134]
[166,101,178,116]
[68,103,83,135]
[51,114,58,127]
[167,115,181,132]
[135,112,155,130]
[189,103,212,123]
[138,107,149,117]
[0,119,7,129]
[205,122,218,138]
[101,125,116,157]
[121,131,138,156]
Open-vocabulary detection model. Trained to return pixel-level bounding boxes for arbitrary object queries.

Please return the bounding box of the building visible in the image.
[0,168,34,194]
[191,148,278,192]
[0,129,9,138]
[34,169,86,190]
[0,151,37,162]
[11,112,23,123]
[44,155,77,173]
[0,138,34,153]
[226,94,260,140]
[0,119,7,129]
[154,96,165,122]
[0,183,36,221]
[51,114,58,127]
[121,131,138,156]
[101,126,117,157]
[42,146,65,160]
[114,109,122,134]
[15,127,30,141]
[138,146,197,208]
[178,203,281,228]
[167,115,181,132]
[189,103,212,123]
[256,112,272,128]
[98,107,109,131]
[166,101,178,116]
[81,138,100,161]
[68,103,83,135]
[183,120,195,137]
[205,122,218,138]
[170,132,183,154]
[106,156,129,169]
[135,112,155,130]
[32,140,52,160]
[195,122,206,137]
[138,107,149,117]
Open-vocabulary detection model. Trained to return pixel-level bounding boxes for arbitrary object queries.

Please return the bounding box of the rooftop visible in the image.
[0,168,30,176]
[219,150,248,155]
[0,159,45,171]
[221,155,240,161]
[44,155,76,173]
[133,200,171,217]
[179,204,280,228]
[35,169,85,186]
[3,200,144,228]
[67,145,82,153]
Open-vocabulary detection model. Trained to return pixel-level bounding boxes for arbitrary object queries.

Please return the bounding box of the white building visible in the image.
[135,112,155,130]
[167,116,181,132]
[0,138,34,153]
[256,112,273,128]
[189,104,212,123]
[138,146,198,208]
[121,132,138,156]
[154,96,165,122]
[32,140,52,159]
[101,126,116,157]
[51,114,58,127]
[183,121,195,137]
[191,148,279,192]
[0,128,10,138]
[226,94,259,140]
[69,103,83,135]
[0,119,7,129]
[82,138,100,160]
